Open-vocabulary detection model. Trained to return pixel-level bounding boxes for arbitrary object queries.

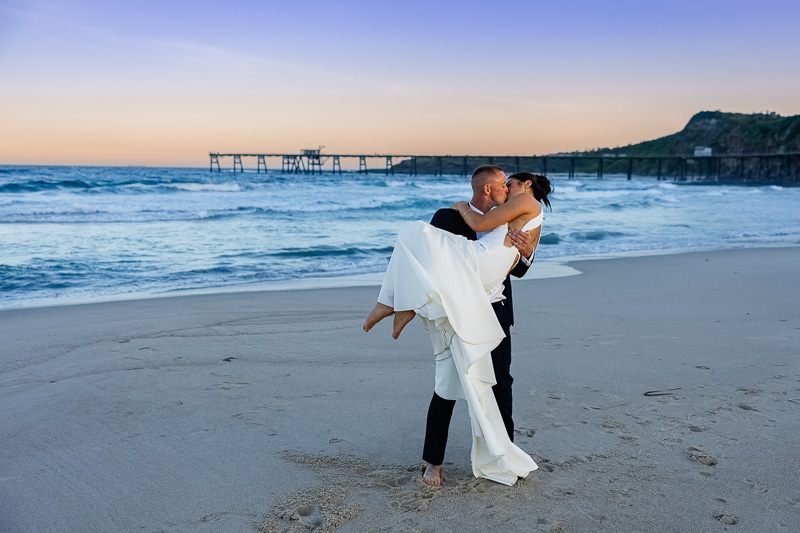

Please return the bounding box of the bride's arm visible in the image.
[453,195,536,233]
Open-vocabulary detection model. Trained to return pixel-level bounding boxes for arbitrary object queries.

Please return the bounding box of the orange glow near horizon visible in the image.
[4,96,782,168]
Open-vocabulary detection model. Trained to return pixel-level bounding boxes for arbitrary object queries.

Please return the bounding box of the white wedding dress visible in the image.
[377,214,542,485]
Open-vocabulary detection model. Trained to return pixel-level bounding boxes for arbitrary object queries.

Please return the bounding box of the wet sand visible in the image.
[1,247,798,532]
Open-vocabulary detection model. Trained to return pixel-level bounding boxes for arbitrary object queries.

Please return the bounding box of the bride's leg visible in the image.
[363,302,394,332]
[391,310,416,339]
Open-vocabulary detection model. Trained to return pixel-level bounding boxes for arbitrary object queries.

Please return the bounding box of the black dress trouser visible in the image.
[422,321,514,466]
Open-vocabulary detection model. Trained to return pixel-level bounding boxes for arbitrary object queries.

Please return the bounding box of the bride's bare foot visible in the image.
[363,302,394,332]
[422,462,441,486]
[392,310,416,339]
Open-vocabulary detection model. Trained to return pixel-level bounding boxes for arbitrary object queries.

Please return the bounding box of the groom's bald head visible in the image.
[471,165,504,191]
[470,165,507,210]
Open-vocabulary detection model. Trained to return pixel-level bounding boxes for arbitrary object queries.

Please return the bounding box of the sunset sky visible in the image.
[1,0,798,167]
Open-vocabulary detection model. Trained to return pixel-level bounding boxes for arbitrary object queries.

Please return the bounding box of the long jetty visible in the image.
[209,151,800,182]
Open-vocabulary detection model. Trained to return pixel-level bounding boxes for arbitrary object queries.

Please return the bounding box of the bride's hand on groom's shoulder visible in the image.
[450,201,467,211]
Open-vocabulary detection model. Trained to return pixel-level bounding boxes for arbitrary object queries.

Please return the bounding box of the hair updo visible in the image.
[507,172,552,209]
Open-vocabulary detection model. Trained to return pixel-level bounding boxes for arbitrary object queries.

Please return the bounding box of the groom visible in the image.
[422,165,534,486]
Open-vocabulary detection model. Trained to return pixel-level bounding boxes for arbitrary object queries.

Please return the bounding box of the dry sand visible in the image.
[1,247,798,532]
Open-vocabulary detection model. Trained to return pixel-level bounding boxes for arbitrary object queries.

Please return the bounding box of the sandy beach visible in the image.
[1,246,798,533]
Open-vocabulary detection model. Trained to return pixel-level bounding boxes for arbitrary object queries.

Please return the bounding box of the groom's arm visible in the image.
[509,257,531,279]
[430,208,475,239]
[508,229,534,279]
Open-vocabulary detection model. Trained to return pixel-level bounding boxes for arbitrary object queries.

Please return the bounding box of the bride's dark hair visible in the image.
[507,172,552,210]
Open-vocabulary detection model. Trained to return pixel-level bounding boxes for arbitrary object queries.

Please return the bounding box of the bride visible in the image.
[363,170,552,486]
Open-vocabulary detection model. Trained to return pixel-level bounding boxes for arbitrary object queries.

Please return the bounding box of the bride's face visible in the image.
[506,178,529,198]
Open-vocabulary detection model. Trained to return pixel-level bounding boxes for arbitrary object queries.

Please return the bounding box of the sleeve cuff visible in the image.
[519,253,533,266]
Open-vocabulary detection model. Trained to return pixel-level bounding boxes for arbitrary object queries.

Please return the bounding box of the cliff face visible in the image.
[595,111,800,157]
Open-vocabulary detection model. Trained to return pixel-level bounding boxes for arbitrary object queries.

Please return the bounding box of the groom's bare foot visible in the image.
[363,302,394,332]
[392,310,416,339]
[422,462,441,486]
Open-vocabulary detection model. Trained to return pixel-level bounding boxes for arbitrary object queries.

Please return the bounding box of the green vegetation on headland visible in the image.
[586,111,800,158]
[389,111,800,183]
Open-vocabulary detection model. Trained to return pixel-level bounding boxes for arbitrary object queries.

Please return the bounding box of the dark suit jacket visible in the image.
[429,208,531,326]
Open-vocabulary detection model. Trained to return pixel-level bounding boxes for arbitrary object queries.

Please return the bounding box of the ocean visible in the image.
[1,165,798,310]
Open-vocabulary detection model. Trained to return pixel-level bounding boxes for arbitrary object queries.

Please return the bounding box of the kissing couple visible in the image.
[364,165,552,486]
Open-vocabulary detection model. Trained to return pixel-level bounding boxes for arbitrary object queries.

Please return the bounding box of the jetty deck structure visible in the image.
[209,150,800,182]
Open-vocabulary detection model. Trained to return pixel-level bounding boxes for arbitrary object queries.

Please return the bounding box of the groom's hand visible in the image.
[508,229,533,259]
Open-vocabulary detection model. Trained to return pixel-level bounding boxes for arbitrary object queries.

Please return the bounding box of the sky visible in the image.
[1,0,798,167]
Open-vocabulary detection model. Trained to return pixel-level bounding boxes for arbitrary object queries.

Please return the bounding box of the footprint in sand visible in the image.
[688,447,717,466]
[362,468,413,489]
[542,487,574,500]
[744,478,769,494]
[390,485,436,512]
[515,427,536,438]
[531,456,554,472]
[292,504,324,528]
[265,485,362,533]
[714,512,738,525]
